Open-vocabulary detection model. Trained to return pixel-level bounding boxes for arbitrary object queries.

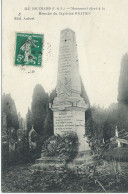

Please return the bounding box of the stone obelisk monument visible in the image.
[50,28,89,151]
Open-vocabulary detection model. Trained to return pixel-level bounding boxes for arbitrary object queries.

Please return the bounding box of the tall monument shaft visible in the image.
[57,29,81,97]
[50,28,89,151]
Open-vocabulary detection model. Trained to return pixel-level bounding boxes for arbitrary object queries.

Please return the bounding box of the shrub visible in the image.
[41,132,79,163]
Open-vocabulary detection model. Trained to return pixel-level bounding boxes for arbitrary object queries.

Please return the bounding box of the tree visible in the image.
[2,93,19,131]
[91,105,107,141]
[31,84,48,135]
[118,53,128,104]
[44,89,56,138]
[117,102,128,132]
[103,103,118,142]
[117,53,128,132]
[26,108,33,134]
[85,108,94,137]
[44,106,54,138]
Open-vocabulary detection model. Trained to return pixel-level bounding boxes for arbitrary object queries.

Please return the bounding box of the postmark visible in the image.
[15,33,44,67]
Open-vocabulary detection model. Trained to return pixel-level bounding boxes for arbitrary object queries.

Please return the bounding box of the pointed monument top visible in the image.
[52,29,88,111]
[60,28,76,42]
[61,28,75,33]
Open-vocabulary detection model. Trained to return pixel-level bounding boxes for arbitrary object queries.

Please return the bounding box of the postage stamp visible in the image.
[15,33,44,67]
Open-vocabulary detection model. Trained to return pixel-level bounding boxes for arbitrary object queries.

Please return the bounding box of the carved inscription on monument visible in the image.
[54,110,85,135]
[58,45,71,78]
[54,111,74,134]
[57,39,72,96]
[56,29,81,97]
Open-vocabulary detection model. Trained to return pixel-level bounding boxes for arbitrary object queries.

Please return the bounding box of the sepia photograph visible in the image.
[1,0,128,192]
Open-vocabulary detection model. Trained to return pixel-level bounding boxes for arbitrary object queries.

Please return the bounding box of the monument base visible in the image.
[32,156,66,172]
[32,150,93,172]
[53,107,90,152]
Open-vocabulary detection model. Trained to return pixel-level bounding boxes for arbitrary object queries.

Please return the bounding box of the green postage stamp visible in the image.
[15,33,44,67]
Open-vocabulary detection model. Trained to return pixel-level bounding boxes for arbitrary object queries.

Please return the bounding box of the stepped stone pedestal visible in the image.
[32,157,66,172]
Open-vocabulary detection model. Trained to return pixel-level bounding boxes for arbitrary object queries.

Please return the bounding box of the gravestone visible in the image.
[17,128,24,142]
[50,28,89,152]
[29,126,37,150]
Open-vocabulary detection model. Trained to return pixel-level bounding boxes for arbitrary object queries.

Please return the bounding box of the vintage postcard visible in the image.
[2,0,128,193]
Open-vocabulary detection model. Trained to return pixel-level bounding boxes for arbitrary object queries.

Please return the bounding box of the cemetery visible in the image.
[2,29,128,192]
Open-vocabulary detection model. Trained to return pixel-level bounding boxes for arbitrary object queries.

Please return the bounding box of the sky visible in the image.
[2,0,128,117]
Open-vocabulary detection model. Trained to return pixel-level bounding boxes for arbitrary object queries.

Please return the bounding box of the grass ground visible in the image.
[103,147,128,161]
[2,160,128,193]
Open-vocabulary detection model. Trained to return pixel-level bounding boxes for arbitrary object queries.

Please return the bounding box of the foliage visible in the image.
[103,103,118,142]
[18,112,26,131]
[31,130,37,142]
[2,143,9,170]
[36,135,47,157]
[44,105,54,138]
[90,105,107,141]
[26,108,33,134]
[1,164,99,193]
[117,53,128,133]
[43,89,56,138]
[117,102,128,133]
[86,103,119,146]
[2,160,128,193]
[85,108,94,137]
[15,132,40,164]
[103,147,128,162]
[31,84,48,135]
[8,127,17,143]
[41,133,79,163]
[118,53,128,104]
[2,93,19,131]
[17,128,24,141]
[15,134,29,163]
[89,137,105,155]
